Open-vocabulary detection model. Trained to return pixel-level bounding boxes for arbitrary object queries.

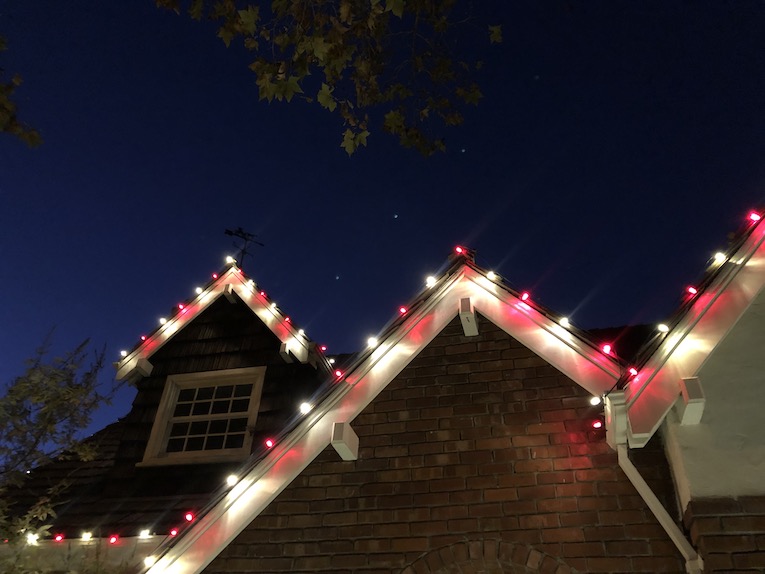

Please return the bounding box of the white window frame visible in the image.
[139,366,266,466]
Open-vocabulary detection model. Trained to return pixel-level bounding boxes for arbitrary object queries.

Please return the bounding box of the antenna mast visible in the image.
[224,227,264,270]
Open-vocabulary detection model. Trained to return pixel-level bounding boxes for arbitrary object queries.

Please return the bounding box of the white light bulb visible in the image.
[299,402,312,415]
[657,324,669,333]
[81,532,93,541]
[425,276,436,288]
[195,287,203,294]
[144,556,157,567]
[589,396,601,406]
[328,358,336,365]
[225,255,236,264]
[487,271,497,280]
[226,474,238,487]
[367,337,378,348]
[120,350,127,357]
[159,317,167,325]
[26,532,39,545]
[139,529,151,539]
[298,329,305,336]
[559,317,570,328]
[713,252,726,264]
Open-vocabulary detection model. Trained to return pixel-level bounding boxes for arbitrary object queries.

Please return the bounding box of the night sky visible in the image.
[2,1,764,432]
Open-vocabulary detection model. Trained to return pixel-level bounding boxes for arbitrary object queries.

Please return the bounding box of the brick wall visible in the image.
[205,316,685,573]
[685,497,765,572]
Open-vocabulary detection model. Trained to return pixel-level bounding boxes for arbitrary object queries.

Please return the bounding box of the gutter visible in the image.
[606,392,703,574]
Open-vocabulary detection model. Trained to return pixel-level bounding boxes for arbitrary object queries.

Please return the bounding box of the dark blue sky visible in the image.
[2,1,764,431]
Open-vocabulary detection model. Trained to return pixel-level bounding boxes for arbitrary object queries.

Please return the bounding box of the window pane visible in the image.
[196,386,215,400]
[205,435,225,450]
[228,418,247,433]
[231,399,249,413]
[209,419,227,434]
[214,385,233,399]
[225,434,245,449]
[167,438,185,452]
[211,400,230,414]
[173,403,192,417]
[170,422,189,437]
[192,401,211,416]
[178,389,195,402]
[189,421,208,435]
[186,437,204,451]
[234,384,253,397]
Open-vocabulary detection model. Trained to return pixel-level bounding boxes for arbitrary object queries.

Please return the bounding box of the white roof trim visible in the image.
[145,264,620,574]
[625,221,765,446]
[115,267,316,381]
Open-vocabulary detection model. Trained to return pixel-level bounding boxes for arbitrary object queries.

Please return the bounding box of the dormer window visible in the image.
[140,367,265,465]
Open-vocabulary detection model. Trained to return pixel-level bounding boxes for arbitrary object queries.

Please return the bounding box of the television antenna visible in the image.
[224,227,264,270]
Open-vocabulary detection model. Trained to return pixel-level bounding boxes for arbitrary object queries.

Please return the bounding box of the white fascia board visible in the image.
[115,268,313,381]
[625,223,765,446]
[145,265,620,574]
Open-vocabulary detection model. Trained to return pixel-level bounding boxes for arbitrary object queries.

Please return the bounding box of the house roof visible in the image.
[12,211,765,572]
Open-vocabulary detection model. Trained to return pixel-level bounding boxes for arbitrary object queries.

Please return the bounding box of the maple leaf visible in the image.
[489,25,503,44]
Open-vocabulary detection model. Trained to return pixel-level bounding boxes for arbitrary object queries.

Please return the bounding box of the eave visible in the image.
[625,217,765,446]
[114,266,324,382]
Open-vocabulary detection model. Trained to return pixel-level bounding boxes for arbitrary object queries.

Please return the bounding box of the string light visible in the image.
[328,358,335,364]
[120,350,127,357]
[298,329,305,336]
[144,556,157,567]
[225,256,236,264]
[559,317,570,327]
[399,306,407,314]
[486,271,497,280]
[299,402,312,414]
[713,252,726,264]
[628,367,638,377]
[195,287,203,294]
[264,439,274,448]
[212,273,218,279]
[602,344,612,355]
[184,512,194,522]
[425,276,437,287]
[159,317,167,325]
[108,535,118,544]
[367,337,378,348]
[592,420,603,429]
[320,345,327,352]
[657,323,669,333]
[520,292,530,301]
[687,286,698,295]
[81,532,93,541]
[26,533,39,545]
[139,529,151,539]
[54,534,64,542]
[169,528,178,537]
[455,246,464,254]
[334,370,343,378]
[177,303,184,310]
[749,211,761,222]
[226,475,238,487]
[589,396,601,406]
[140,335,146,341]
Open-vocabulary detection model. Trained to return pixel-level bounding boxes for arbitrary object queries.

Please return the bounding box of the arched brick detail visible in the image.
[401,539,578,574]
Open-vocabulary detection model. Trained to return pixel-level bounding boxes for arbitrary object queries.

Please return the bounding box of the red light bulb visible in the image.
[602,344,612,355]
[749,212,762,222]
[265,439,274,448]
[212,273,218,279]
[54,534,64,542]
[320,345,327,352]
[169,528,178,537]
[284,317,291,323]
[687,286,698,295]
[399,306,407,314]
[628,367,638,377]
[140,335,146,341]
[334,370,343,378]
[455,246,464,254]
[108,535,118,544]
[592,420,603,429]
[520,292,529,301]
[184,512,194,522]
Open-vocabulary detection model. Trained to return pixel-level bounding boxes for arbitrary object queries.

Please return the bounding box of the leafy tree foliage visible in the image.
[0,37,40,148]
[0,339,112,571]
[157,0,500,154]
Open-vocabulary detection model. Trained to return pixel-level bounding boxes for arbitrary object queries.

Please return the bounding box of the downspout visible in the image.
[605,392,703,574]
